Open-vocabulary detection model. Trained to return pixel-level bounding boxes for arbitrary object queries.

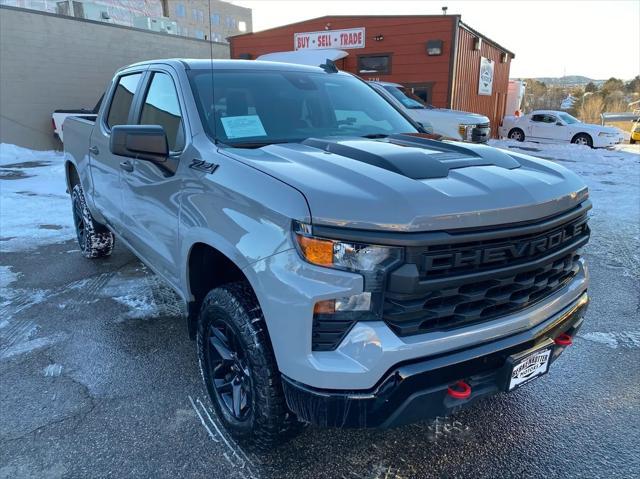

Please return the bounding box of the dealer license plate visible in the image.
[508,346,552,391]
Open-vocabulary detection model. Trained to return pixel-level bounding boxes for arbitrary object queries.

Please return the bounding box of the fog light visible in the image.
[314,292,372,315]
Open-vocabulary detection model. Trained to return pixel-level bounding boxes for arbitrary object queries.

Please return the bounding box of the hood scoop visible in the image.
[302,134,521,180]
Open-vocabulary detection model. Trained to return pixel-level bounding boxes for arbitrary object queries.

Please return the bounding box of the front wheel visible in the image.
[630,138,636,144]
[71,184,114,258]
[508,128,525,142]
[197,282,302,449]
[571,133,593,148]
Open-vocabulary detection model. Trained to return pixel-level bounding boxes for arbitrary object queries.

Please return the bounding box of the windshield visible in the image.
[382,85,431,110]
[558,113,581,124]
[188,70,418,146]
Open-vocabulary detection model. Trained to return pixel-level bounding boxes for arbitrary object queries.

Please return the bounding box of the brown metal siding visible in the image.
[230,16,456,107]
[451,26,512,137]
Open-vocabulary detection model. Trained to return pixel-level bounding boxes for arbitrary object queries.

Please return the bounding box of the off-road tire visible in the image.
[571,133,593,148]
[197,282,302,450]
[508,128,525,142]
[71,184,114,258]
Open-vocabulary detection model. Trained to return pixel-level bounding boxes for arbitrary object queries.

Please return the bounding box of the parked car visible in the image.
[52,95,102,143]
[500,110,623,148]
[369,81,491,143]
[630,121,640,144]
[64,59,590,448]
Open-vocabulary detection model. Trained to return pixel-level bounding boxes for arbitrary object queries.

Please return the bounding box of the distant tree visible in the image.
[577,94,604,123]
[584,82,598,93]
[523,79,549,111]
[605,91,628,113]
[601,77,625,96]
[626,75,640,94]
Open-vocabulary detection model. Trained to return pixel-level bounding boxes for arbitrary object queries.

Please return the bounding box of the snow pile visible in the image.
[0,143,74,252]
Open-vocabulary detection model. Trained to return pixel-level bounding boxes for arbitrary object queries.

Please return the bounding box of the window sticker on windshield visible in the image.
[220,115,267,139]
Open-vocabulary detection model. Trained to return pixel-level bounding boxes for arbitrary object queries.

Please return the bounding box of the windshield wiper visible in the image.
[361,133,389,139]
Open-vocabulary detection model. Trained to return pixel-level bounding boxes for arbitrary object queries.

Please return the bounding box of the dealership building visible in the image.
[230,15,515,136]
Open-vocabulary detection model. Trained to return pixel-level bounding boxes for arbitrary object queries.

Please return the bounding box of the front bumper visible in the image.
[282,292,588,428]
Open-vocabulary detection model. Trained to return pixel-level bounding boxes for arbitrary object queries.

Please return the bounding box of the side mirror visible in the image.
[110,125,168,163]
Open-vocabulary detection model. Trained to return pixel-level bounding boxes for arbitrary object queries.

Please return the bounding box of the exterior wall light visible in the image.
[473,37,482,50]
[501,52,509,63]
[426,39,443,56]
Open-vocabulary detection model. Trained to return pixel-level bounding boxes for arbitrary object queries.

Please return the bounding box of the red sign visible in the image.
[294,28,366,50]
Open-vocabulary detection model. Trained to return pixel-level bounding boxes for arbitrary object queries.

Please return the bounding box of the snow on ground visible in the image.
[0,143,74,252]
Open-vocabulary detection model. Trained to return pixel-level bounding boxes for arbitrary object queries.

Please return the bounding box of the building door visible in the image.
[404,83,434,106]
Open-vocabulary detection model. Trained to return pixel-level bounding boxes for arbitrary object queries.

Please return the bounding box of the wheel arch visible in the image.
[184,239,258,339]
[65,160,80,193]
[571,132,593,144]
[508,127,525,138]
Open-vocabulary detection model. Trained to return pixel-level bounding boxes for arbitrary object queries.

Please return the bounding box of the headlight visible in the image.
[293,221,403,317]
[458,124,476,141]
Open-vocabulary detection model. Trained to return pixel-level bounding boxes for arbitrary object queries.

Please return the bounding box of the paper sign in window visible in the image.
[220,115,267,139]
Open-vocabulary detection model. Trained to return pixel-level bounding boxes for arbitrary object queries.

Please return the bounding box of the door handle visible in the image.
[89,145,99,155]
[119,160,134,172]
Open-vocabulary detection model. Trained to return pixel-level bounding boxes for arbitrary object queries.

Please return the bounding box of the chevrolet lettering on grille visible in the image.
[424,217,589,271]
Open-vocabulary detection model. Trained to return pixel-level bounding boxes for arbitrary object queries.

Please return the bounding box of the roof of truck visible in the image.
[118,58,342,74]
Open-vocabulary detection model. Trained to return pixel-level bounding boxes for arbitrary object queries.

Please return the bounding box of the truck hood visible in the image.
[223,135,588,232]
[410,108,489,125]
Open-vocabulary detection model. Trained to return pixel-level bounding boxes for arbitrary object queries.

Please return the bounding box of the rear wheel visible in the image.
[71,184,114,258]
[571,133,593,148]
[508,128,525,142]
[197,282,302,449]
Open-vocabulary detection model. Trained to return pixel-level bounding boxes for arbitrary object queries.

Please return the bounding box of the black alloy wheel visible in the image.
[206,320,252,420]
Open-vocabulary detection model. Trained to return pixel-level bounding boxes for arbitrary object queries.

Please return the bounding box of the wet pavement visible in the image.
[1,145,639,478]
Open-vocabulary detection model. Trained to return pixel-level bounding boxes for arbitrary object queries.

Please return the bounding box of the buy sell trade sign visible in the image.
[294,28,366,50]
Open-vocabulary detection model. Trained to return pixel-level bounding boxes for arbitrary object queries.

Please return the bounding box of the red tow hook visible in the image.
[554,333,573,346]
[447,380,471,400]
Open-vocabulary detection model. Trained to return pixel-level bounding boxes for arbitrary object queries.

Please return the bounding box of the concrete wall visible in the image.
[0,5,229,150]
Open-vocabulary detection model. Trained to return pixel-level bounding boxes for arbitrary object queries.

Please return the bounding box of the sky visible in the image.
[230,0,640,80]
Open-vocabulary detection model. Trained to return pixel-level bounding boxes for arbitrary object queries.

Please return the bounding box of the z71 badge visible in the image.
[189,159,218,174]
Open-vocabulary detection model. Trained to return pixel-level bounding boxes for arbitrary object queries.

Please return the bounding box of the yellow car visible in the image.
[631,122,640,144]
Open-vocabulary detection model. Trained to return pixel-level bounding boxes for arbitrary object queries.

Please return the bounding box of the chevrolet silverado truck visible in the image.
[369,81,491,143]
[64,59,591,448]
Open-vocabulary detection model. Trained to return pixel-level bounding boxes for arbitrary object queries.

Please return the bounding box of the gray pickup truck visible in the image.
[64,59,591,448]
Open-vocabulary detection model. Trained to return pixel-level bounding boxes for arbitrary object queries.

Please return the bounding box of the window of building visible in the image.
[192,8,204,23]
[357,55,392,75]
[238,20,247,32]
[225,16,236,29]
[175,2,185,17]
[106,73,142,129]
[139,72,184,152]
[211,13,220,25]
[195,29,205,40]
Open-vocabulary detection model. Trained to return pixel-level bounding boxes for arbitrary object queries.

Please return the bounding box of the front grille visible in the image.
[383,210,589,337]
[384,252,581,337]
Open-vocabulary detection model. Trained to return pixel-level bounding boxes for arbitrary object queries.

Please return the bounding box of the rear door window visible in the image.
[106,73,143,129]
[139,72,185,151]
